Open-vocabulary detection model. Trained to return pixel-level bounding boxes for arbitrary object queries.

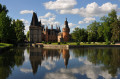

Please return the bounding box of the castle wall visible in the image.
[30,26,42,43]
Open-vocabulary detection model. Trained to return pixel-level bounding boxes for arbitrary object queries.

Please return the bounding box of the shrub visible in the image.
[76,42,80,45]
[112,41,115,44]
[62,42,67,44]
[58,42,60,45]
[88,42,91,44]
[105,40,110,45]
[48,42,51,44]
[43,42,47,44]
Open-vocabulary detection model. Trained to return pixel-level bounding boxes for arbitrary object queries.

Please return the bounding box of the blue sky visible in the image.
[0,0,120,34]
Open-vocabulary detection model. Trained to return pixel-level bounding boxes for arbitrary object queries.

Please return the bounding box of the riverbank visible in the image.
[31,42,120,49]
[0,43,13,52]
[42,42,111,45]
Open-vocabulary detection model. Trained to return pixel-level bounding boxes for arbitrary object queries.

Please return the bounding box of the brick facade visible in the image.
[29,12,70,43]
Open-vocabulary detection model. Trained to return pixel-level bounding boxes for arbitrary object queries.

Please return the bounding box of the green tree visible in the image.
[13,19,25,43]
[111,20,120,42]
[87,21,100,42]
[71,28,88,42]
[0,11,11,43]
[0,3,8,13]
[26,31,30,42]
[100,10,118,42]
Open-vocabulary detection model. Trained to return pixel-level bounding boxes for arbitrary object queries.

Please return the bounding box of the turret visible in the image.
[39,20,42,26]
[59,26,61,32]
[51,25,53,30]
[30,12,39,26]
[62,18,70,42]
[45,26,48,31]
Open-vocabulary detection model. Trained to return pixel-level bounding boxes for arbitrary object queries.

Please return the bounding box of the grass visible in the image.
[0,43,13,48]
[43,42,111,45]
[46,42,115,45]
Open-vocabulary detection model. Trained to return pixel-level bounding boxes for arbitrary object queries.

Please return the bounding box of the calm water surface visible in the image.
[0,47,120,79]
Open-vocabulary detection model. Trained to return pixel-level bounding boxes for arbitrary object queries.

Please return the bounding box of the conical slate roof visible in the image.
[30,12,39,26]
[64,18,69,28]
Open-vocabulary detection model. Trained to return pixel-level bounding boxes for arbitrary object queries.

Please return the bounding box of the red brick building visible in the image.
[29,12,70,42]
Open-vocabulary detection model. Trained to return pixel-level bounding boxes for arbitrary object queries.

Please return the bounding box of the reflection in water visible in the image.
[29,47,70,74]
[62,49,70,68]
[73,48,120,78]
[1,47,120,79]
[0,47,25,79]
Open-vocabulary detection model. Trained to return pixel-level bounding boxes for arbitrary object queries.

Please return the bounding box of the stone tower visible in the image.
[62,18,70,42]
[29,12,42,43]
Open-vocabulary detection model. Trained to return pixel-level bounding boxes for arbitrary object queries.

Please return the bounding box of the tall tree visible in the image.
[111,20,120,42]
[87,21,100,42]
[0,11,11,42]
[71,28,88,42]
[13,20,25,43]
[0,4,8,13]
[26,31,30,42]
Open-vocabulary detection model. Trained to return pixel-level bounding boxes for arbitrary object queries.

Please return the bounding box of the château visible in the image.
[29,12,70,43]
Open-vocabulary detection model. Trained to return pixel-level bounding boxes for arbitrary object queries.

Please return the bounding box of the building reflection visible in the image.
[29,47,70,74]
[62,49,70,68]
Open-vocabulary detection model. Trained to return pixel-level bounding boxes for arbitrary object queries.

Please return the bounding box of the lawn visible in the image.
[0,43,13,48]
[44,42,111,45]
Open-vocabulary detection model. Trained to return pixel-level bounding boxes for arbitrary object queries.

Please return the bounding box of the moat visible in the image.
[1,47,120,79]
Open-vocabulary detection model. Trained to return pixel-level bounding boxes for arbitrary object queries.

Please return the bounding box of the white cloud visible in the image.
[40,12,56,18]
[20,19,29,34]
[20,10,33,14]
[24,49,29,62]
[39,12,60,26]
[44,0,77,10]
[44,56,116,79]
[78,17,96,24]
[68,23,76,28]
[20,68,33,73]
[78,21,84,24]
[41,57,59,70]
[44,1,120,17]
[117,15,120,19]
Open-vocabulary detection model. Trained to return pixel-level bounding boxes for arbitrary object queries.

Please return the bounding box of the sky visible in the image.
[0,0,120,34]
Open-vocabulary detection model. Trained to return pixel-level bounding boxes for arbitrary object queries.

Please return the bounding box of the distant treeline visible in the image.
[71,10,120,43]
[0,3,25,44]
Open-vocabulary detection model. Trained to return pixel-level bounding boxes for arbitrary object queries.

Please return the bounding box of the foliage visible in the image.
[73,48,120,77]
[58,42,60,45]
[26,31,30,42]
[0,3,25,44]
[0,4,8,13]
[71,9,120,43]
[76,42,80,45]
[0,43,13,48]
[12,20,25,43]
[0,11,12,43]
[71,28,88,42]
[48,42,51,44]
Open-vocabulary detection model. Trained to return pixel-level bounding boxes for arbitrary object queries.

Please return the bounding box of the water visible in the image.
[0,47,120,79]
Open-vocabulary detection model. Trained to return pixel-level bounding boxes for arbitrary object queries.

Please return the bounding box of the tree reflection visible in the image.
[73,47,120,77]
[0,47,25,79]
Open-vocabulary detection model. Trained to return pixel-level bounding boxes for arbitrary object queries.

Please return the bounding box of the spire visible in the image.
[64,18,69,28]
[59,26,61,32]
[39,20,42,26]
[51,25,53,30]
[30,12,39,26]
